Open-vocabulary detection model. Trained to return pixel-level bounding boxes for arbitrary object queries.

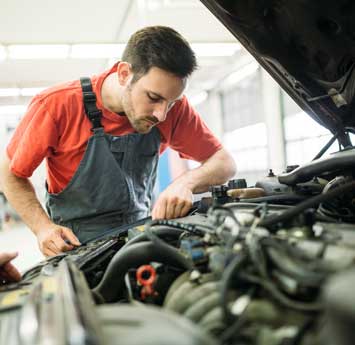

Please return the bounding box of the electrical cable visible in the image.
[259,181,355,229]
[220,252,248,324]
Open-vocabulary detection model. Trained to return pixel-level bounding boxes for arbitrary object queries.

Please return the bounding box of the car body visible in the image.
[1,1,355,344]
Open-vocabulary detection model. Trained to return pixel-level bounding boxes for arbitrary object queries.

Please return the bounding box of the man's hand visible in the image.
[36,224,81,257]
[152,183,193,220]
[0,252,21,284]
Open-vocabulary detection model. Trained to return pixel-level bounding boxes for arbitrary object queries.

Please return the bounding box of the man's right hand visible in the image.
[36,224,81,257]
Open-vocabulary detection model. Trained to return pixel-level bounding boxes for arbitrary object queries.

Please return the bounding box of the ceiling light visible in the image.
[0,87,47,97]
[147,0,201,10]
[3,42,240,60]
[0,88,21,97]
[191,43,240,57]
[71,44,125,59]
[0,45,6,61]
[8,45,70,59]
[20,88,46,96]
[0,105,27,115]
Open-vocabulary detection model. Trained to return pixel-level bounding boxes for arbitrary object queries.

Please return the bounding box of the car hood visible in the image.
[201,0,355,143]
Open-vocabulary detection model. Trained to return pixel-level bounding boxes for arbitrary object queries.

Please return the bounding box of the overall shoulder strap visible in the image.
[80,77,102,130]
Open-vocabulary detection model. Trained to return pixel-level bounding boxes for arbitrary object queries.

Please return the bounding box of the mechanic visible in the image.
[0,26,236,257]
[0,252,21,284]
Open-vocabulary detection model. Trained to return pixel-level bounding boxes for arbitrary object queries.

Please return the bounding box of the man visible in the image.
[0,252,21,284]
[0,26,236,257]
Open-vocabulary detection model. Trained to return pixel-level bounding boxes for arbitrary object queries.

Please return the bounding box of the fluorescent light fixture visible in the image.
[147,0,201,10]
[0,45,6,61]
[3,42,240,60]
[20,87,46,96]
[71,44,125,59]
[0,88,21,97]
[223,61,259,87]
[191,43,240,57]
[0,105,27,115]
[0,87,47,97]
[189,91,208,106]
[8,45,70,59]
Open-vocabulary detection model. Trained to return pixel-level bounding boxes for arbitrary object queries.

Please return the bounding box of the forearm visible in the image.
[152,148,236,219]
[0,156,52,235]
[173,148,236,193]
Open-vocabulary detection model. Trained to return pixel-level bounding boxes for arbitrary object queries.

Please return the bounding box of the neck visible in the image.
[101,73,124,113]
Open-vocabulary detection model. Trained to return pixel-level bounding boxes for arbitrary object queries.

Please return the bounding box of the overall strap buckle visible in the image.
[80,77,103,130]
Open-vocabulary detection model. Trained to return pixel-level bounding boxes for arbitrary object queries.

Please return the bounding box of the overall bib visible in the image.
[45,77,160,243]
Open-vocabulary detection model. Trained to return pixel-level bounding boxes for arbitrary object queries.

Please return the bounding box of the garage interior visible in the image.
[0,1,353,344]
[0,0,332,270]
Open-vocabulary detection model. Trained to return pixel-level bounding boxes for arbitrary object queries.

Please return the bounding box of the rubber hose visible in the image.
[240,194,306,204]
[93,241,192,303]
[121,228,184,249]
[220,253,248,323]
[260,181,355,229]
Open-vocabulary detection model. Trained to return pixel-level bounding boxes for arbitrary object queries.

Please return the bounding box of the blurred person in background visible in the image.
[0,252,21,284]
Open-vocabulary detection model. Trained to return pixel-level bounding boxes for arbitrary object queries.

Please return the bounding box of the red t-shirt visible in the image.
[7,64,222,194]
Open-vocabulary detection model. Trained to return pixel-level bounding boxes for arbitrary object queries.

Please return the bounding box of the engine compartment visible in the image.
[80,147,355,345]
[3,147,355,345]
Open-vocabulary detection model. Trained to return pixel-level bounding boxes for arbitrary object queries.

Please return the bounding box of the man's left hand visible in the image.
[152,183,193,220]
[0,252,21,284]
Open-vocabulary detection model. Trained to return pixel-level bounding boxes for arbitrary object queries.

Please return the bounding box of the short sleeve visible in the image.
[160,96,222,162]
[7,96,58,178]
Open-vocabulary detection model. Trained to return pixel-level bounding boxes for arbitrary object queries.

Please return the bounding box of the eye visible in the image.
[147,93,160,102]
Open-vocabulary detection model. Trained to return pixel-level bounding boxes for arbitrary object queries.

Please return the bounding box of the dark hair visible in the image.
[122,26,197,82]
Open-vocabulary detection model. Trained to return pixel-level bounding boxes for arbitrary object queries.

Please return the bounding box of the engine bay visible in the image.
[0,139,354,345]
[1,143,353,345]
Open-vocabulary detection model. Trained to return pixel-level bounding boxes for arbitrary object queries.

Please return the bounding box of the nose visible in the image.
[153,102,169,122]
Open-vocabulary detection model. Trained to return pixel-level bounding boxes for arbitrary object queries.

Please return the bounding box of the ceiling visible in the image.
[0,0,249,108]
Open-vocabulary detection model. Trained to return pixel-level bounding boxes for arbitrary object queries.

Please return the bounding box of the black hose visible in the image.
[92,241,192,303]
[246,236,322,312]
[220,252,248,324]
[240,272,322,312]
[240,194,307,205]
[261,238,327,287]
[259,181,355,229]
[121,228,184,249]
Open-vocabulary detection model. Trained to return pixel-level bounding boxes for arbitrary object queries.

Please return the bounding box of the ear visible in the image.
[117,62,132,86]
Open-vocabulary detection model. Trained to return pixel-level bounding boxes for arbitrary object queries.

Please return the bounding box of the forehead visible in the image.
[135,67,186,100]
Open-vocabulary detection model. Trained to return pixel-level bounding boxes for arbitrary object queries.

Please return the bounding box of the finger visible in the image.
[61,228,81,246]
[46,240,62,255]
[180,201,192,218]
[0,269,13,282]
[172,201,185,219]
[0,252,18,266]
[152,199,166,220]
[166,198,178,219]
[52,238,74,253]
[43,246,58,257]
[2,262,21,282]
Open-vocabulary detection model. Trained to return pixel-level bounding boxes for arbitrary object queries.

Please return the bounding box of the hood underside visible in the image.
[201,0,355,143]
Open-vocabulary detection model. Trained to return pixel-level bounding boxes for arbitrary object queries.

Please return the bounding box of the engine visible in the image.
[80,148,355,345]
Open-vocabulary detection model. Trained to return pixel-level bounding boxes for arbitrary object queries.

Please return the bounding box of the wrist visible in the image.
[173,171,197,193]
[32,218,54,235]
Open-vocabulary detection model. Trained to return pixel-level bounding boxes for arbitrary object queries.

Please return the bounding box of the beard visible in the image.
[121,88,158,134]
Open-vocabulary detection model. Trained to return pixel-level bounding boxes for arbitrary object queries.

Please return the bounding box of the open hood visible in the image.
[201,0,355,146]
